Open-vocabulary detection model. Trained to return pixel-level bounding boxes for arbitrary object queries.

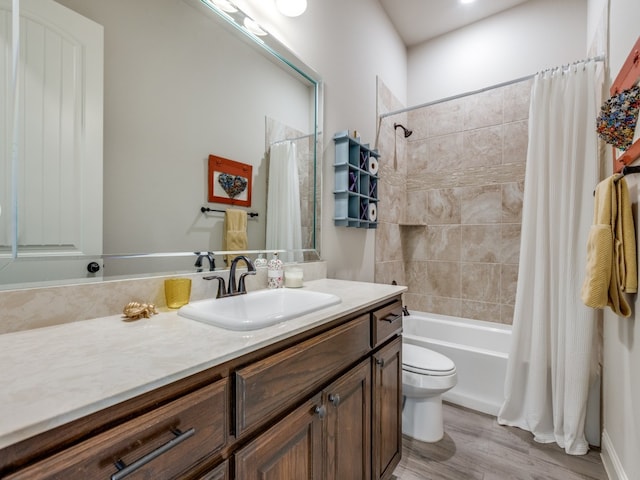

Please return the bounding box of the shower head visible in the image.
[394,123,413,138]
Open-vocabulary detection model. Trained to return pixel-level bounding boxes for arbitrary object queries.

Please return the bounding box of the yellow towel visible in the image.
[581,175,637,317]
[223,209,248,265]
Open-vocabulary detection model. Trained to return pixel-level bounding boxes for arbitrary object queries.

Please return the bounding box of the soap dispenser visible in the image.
[267,252,283,289]
[254,253,267,268]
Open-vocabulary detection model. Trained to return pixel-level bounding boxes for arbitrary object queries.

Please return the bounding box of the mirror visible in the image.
[0,0,322,290]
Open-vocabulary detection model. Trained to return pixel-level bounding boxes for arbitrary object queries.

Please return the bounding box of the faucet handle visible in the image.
[238,269,257,294]
[203,275,226,298]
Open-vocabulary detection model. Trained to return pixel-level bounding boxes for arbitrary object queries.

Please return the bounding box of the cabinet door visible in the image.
[325,359,371,480]
[235,394,324,480]
[372,336,402,480]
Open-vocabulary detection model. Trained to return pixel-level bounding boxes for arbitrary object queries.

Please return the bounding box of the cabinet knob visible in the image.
[328,393,341,407]
[375,357,385,368]
[314,405,326,419]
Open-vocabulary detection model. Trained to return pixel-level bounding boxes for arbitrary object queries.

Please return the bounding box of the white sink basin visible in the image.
[177,288,342,331]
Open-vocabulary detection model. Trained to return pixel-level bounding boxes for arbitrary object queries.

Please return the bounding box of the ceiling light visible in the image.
[275,0,307,17]
[206,0,238,13]
[461,0,475,4]
[243,17,267,36]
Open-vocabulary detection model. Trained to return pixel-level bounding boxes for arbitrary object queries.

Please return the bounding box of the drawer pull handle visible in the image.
[328,393,341,407]
[111,427,195,480]
[314,405,327,419]
[376,357,385,368]
[382,313,401,323]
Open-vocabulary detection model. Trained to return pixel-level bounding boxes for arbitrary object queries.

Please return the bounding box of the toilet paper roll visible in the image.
[368,202,377,222]
[368,156,379,175]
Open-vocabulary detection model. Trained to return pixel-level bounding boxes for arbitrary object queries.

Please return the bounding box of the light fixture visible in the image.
[206,0,238,13]
[460,0,476,4]
[275,0,307,17]
[243,17,267,36]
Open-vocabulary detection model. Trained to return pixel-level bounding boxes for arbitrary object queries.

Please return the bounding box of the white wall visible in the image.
[244,0,407,281]
[599,1,640,478]
[407,0,587,106]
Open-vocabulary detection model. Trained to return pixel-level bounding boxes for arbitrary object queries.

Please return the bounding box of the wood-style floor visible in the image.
[392,403,608,480]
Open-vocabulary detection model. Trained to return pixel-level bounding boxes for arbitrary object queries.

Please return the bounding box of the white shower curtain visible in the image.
[266,141,303,263]
[497,59,604,455]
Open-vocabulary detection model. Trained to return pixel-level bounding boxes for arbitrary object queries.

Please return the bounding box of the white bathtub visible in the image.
[403,311,512,416]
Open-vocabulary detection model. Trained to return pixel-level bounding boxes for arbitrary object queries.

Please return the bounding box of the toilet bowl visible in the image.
[402,343,457,443]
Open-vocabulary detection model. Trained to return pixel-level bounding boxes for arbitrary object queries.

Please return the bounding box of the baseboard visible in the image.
[601,429,629,480]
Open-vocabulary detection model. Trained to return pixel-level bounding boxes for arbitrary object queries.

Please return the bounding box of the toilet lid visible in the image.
[403,343,456,376]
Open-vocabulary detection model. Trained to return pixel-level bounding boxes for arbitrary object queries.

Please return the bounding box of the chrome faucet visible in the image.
[194,252,215,272]
[203,255,256,298]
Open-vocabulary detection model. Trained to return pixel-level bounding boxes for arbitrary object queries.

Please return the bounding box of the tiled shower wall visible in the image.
[375,79,532,325]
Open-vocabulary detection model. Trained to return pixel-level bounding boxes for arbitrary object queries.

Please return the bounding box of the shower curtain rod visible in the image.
[270,132,321,146]
[379,55,606,119]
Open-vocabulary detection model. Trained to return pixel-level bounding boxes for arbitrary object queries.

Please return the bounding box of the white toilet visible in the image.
[402,343,457,443]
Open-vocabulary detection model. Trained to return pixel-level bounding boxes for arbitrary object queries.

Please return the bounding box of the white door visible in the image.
[0,0,103,284]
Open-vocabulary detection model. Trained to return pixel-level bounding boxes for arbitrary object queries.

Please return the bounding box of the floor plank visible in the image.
[392,403,607,480]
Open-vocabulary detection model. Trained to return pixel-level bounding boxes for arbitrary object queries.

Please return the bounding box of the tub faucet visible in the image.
[204,255,255,298]
[402,306,410,316]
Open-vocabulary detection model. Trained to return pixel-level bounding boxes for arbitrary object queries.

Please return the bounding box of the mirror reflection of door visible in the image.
[2,0,103,283]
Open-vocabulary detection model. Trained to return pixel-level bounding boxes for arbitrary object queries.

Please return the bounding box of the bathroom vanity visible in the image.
[0,280,404,480]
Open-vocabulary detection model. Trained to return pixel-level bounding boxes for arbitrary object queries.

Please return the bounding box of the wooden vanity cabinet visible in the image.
[1,294,403,480]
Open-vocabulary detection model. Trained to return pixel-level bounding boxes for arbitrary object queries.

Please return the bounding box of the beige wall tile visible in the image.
[503,120,529,164]
[402,226,429,262]
[502,181,524,223]
[460,185,503,224]
[463,125,504,168]
[375,221,403,262]
[500,303,515,325]
[426,225,461,261]
[501,223,522,264]
[503,79,533,123]
[501,264,519,305]
[405,261,428,294]
[461,300,502,323]
[464,88,504,130]
[429,98,465,137]
[461,225,503,263]
[425,261,460,298]
[374,260,406,286]
[425,295,462,317]
[426,188,461,224]
[405,190,428,225]
[460,262,501,303]
[426,133,464,173]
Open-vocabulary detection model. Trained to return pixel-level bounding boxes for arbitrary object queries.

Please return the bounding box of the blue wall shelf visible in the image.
[333,131,379,228]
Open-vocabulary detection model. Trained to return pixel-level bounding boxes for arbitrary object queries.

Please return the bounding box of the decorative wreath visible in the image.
[596,85,640,150]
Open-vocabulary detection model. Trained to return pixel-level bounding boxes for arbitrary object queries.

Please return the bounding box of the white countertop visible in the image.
[0,279,405,450]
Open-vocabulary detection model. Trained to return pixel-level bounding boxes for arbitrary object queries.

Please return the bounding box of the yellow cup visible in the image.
[164,278,191,309]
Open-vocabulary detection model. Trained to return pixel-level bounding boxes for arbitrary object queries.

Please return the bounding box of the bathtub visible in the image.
[403,311,512,416]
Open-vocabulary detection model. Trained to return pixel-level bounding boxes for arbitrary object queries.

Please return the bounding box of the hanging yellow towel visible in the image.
[581,175,637,317]
[223,209,248,265]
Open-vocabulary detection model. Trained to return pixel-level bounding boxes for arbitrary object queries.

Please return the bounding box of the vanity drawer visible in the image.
[235,314,371,437]
[372,300,403,347]
[6,379,228,480]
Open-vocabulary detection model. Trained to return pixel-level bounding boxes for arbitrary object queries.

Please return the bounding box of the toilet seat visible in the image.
[403,343,456,376]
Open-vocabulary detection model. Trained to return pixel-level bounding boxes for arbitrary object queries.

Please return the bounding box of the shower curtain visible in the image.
[498,59,604,455]
[266,141,303,262]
